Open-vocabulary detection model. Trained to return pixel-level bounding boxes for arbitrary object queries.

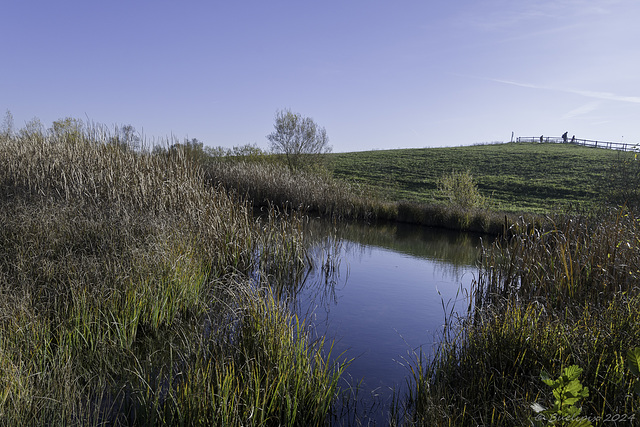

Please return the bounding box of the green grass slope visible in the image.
[328,141,631,213]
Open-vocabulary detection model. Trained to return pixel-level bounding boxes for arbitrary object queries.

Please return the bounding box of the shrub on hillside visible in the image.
[437,170,487,210]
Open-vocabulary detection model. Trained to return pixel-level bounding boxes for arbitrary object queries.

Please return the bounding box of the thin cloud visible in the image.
[491,79,544,90]
[562,101,601,119]
[458,0,619,33]
[569,89,640,103]
[491,78,640,104]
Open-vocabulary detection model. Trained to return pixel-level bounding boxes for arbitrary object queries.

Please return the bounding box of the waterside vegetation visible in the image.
[401,210,640,425]
[203,146,521,235]
[0,118,349,426]
[207,141,640,234]
[4,112,640,426]
[163,135,640,425]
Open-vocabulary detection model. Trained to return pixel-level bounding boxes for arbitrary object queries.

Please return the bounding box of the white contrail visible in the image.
[491,78,640,104]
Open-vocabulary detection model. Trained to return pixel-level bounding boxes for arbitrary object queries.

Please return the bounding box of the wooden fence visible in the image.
[516,136,638,152]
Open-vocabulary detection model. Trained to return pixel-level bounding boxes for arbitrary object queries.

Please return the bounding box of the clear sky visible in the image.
[2,1,640,152]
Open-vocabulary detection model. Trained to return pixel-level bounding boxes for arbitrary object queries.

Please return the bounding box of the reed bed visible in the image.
[0,123,347,425]
[203,158,397,222]
[403,210,640,425]
[396,201,526,234]
[143,286,348,426]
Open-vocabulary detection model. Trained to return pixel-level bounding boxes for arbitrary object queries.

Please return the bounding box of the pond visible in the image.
[285,219,487,425]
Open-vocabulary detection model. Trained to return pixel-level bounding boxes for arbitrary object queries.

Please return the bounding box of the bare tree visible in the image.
[266,109,331,171]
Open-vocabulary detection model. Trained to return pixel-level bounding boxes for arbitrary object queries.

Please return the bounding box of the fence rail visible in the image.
[516,136,638,152]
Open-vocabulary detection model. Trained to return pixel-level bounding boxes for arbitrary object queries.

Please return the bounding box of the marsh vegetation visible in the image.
[402,210,640,425]
[0,118,348,426]
[184,136,640,425]
[3,113,640,426]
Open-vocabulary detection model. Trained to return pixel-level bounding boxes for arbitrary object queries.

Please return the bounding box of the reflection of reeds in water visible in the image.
[274,217,485,322]
[322,218,485,266]
[250,207,310,299]
[268,231,349,320]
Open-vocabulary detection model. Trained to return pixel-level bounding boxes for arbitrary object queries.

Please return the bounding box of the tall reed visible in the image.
[403,210,640,425]
[0,121,348,425]
[127,285,349,426]
[203,157,396,221]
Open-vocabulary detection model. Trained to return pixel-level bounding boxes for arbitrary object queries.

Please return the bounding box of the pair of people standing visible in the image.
[539,133,575,143]
[561,132,576,143]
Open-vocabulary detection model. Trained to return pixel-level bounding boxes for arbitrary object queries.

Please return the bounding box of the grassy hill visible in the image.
[328,141,634,213]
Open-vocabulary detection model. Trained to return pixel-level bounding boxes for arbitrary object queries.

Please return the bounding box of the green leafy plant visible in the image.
[437,169,487,210]
[627,347,640,397]
[531,365,592,427]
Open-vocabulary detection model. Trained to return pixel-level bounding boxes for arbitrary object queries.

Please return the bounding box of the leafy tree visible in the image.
[152,144,168,156]
[229,143,266,158]
[266,109,331,171]
[168,137,207,163]
[204,143,267,161]
[184,137,203,152]
[118,124,141,151]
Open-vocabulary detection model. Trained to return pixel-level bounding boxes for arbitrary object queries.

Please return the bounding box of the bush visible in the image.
[437,170,487,210]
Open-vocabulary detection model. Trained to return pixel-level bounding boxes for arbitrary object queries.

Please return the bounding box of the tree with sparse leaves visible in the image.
[1,110,14,140]
[266,109,331,171]
[50,117,84,142]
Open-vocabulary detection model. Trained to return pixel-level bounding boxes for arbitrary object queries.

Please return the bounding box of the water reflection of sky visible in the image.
[293,222,483,425]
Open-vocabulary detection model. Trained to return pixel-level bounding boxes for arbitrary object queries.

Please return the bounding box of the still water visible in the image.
[289,219,485,424]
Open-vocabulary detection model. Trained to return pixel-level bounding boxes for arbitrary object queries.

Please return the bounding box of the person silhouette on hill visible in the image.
[562,132,568,143]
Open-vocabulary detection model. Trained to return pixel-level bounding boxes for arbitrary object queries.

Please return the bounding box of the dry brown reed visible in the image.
[203,158,396,222]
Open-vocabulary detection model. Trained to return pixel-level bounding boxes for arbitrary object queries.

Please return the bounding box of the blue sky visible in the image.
[2,1,640,152]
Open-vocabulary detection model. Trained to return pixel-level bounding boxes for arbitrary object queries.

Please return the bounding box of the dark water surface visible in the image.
[291,220,486,425]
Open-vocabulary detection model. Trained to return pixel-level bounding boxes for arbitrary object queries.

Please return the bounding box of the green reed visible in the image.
[132,286,349,426]
[403,209,640,426]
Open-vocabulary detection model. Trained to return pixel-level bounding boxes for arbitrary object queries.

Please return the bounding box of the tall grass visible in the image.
[0,121,347,425]
[134,286,349,426]
[403,210,640,425]
[396,201,515,234]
